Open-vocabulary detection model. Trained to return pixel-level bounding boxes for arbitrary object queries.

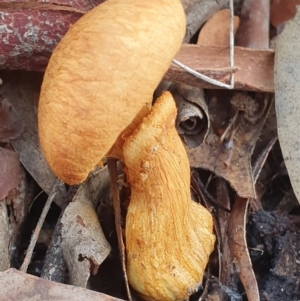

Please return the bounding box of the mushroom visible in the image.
[37,1,215,299]
[124,92,215,301]
[38,0,186,185]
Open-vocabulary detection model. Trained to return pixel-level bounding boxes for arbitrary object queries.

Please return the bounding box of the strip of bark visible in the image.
[228,197,260,301]
[165,44,274,92]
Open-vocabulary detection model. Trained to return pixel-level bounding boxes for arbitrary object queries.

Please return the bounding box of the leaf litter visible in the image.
[0,1,300,301]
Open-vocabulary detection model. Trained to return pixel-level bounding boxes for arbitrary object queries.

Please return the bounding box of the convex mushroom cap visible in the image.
[38,0,186,184]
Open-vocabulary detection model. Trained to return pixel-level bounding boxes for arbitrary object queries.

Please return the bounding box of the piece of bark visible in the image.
[165,44,274,92]
[0,0,105,71]
[156,82,209,148]
[0,269,125,301]
[197,9,240,47]
[61,167,111,288]
[61,199,111,287]
[228,197,260,301]
[236,0,270,49]
[275,8,300,205]
[184,0,229,42]
[0,71,56,196]
[0,0,100,10]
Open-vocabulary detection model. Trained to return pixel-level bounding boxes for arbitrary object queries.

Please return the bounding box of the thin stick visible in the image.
[20,179,63,272]
[107,159,132,301]
[229,0,235,88]
[172,0,235,89]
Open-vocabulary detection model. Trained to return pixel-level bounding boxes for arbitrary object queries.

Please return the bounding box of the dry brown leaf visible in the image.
[0,71,56,195]
[197,9,240,47]
[271,0,300,27]
[0,269,125,301]
[61,167,111,287]
[275,8,300,205]
[165,44,274,92]
[228,197,260,301]
[236,0,270,49]
[0,147,20,200]
[188,93,273,198]
[184,0,229,42]
[0,98,24,142]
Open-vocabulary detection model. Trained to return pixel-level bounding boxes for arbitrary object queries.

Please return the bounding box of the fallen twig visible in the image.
[20,179,63,272]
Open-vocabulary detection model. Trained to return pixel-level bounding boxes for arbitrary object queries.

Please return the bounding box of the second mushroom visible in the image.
[124,92,215,301]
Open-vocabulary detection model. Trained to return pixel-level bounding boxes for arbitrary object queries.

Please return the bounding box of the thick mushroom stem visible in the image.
[124,92,215,301]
